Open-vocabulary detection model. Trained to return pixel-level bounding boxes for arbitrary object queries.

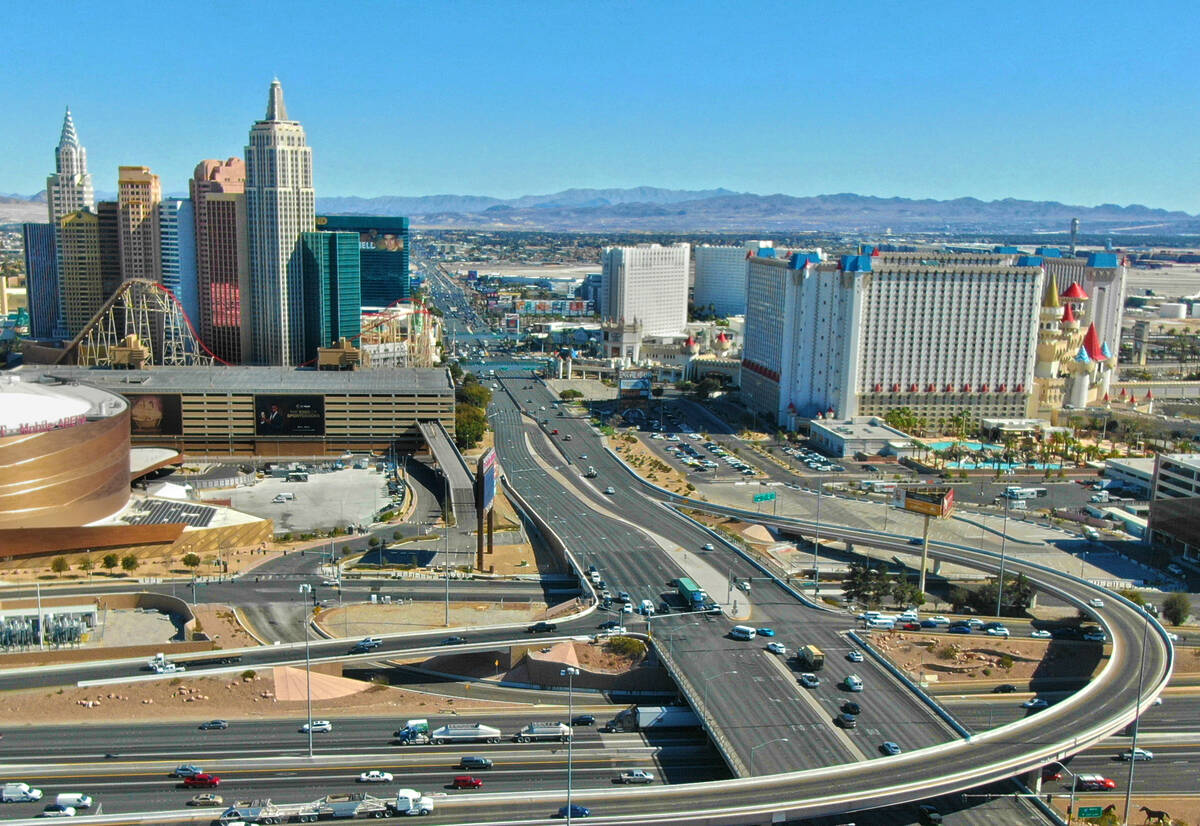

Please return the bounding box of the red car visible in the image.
[901,621,922,631]
[183,774,221,788]
[452,775,483,789]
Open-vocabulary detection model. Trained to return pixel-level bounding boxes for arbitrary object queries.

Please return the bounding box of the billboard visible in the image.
[254,395,326,437]
[894,485,955,518]
[476,447,497,512]
[126,393,183,436]
[619,369,652,400]
[503,313,521,333]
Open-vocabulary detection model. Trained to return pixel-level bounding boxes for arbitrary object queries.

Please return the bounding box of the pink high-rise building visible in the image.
[190,158,248,363]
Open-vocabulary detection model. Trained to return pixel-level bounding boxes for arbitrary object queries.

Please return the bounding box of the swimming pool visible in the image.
[946,460,1062,471]
[926,440,1003,452]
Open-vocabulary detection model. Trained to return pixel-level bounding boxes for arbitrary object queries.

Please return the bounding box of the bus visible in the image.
[1004,486,1047,500]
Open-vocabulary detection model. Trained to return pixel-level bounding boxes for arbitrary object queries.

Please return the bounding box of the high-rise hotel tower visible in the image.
[245,79,315,365]
[46,108,95,338]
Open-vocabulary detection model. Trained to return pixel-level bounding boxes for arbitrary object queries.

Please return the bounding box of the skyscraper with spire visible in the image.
[47,107,95,226]
[46,107,95,339]
[244,79,315,365]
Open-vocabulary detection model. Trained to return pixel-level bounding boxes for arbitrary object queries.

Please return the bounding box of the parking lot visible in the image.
[227,468,392,534]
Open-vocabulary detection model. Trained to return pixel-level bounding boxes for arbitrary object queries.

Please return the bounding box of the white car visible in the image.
[358,771,394,783]
[986,627,1010,637]
[604,486,615,495]
[766,642,787,655]
[845,675,864,692]
[1117,748,1154,761]
[1089,598,1105,608]
[301,720,333,733]
[1030,629,1052,638]
[799,673,820,688]
[621,603,633,614]
[702,543,715,551]
[847,650,864,663]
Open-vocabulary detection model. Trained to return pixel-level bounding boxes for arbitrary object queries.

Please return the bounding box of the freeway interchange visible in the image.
[0,328,1177,824]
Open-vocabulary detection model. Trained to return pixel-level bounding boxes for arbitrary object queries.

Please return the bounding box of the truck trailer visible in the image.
[676,577,708,611]
[220,791,433,823]
[429,723,502,744]
[513,722,571,742]
[634,706,700,730]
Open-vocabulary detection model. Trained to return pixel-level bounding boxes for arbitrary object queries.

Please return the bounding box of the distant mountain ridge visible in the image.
[5,186,1197,233]
[315,187,1200,233]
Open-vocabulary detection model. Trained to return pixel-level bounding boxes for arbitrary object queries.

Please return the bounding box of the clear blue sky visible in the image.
[4,0,1198,212]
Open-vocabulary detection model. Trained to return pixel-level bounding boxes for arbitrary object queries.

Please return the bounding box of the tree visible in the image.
[891,582,927,609]
[50,556,69,577]
[121,554,140,574]
[447,361,463,382]
[455,405,488,449]
[559,389,583,400]
[102,553,120,572]
[78,557,94,578]
[842,562,894,608]
[1162,593,1191,626]
[1117,588,1146,608]
[182,553,202,570]
[694,377,721,399]
[456,379,492,409]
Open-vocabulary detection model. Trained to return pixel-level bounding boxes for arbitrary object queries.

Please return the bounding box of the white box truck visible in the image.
[2,783,43,802]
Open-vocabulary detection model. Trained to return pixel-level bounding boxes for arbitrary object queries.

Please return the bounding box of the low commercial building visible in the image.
[11,365,454,457]
[808,416,916,458]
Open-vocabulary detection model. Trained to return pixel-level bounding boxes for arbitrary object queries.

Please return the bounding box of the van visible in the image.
[1010,499,1027,510]
[730,625,757,641]
[54,794,92,810]
[589,571,601,584]
[639,599,655,616]
[866,618,896,630]
[2,783,43,802]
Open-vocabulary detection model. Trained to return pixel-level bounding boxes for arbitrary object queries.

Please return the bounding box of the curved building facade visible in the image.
[0,377,131,529]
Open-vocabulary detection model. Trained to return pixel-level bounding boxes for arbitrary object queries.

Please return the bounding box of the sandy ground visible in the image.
[0,544,277,586]
[0,671,517,727]
[611,434,701,498]
[1052,796,1197,826]
[314,599,550,638]
[192,604,262,648]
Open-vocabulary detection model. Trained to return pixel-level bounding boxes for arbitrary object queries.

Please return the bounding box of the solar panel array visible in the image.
[127,499,215,528]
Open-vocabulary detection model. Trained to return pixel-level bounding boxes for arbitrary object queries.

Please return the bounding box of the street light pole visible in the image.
[1122,606,1152,826]
[298,584,313,758]
[562,666,579,824]
[750,737,789,776]
[811,483,823,596]
[1049,762,1078,824]
[703,669,737,713]
[444,526,450,627]
[994,497,1010,618]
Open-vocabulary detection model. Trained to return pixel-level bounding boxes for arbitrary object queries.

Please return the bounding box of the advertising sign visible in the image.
[894,485,955,518]
[254,395,326,437]
[126,393,183,436]
[503,313,521,333]
[476,447,497,512]
[618,369,652,400]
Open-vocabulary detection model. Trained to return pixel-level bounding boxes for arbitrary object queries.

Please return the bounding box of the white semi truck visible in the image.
[147,653,185,674]
[513,722,571,742]
[220,790,433,823]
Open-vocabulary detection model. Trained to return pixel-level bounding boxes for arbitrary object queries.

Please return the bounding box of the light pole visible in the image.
[702,669,737,713]
[298,583,313,758]
[443,526,450,627]
[561,666,579,824]
[1048,761,1078,824]
[994,497,1010,618]
[1122,605,1152,826]
[750,737,789,776]
[811,483,823,596]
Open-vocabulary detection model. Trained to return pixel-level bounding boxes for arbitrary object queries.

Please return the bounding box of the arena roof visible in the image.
[13,365,454,395]
[0,374,128,435]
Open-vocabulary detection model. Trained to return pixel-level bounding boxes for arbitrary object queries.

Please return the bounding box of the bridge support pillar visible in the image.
[845,541,854,554]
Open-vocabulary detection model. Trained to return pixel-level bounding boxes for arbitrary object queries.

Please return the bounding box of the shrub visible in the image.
[241,670,256,680]
[605,636,647,659]
[998,655,1014,670]
[935,644,957,660]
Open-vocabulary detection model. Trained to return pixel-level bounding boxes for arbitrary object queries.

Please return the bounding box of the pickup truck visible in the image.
[614,770,655,784]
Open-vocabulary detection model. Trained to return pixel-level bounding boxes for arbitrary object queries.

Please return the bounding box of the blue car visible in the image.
[756,627,775,637]
[558,804,590,818]
[920,619,940,628]
[948,625,971,634]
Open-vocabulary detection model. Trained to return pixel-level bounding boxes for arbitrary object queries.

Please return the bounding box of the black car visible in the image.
[571,714,596,726]
[992,684,1017,694]
[528,622,557,633]
[198,719,228,730]
[598,620,620,630]
[841,701,862,715]
[441,636,468,645]
[459,756,493,770]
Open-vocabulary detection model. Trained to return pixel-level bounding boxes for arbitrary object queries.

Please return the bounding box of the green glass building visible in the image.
[301,231,361,362]
[316,215,410,307]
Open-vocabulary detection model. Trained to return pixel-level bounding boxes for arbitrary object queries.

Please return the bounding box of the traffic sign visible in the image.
[1077,806,1103,818]
[752,492,776,503]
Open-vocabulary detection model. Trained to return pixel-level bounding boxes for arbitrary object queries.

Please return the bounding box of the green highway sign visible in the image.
[752,492,776,503]
[1077,807,1103,818]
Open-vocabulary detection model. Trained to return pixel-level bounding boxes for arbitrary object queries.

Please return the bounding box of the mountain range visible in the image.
[4,186,1198,233]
